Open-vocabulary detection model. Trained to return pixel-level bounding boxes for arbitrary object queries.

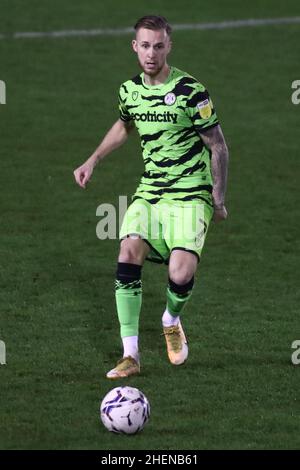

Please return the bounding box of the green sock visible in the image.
[115,278,142,337]
[166,286,193,316]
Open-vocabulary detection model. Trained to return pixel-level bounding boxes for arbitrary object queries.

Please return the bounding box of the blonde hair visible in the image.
[134,15,172,36]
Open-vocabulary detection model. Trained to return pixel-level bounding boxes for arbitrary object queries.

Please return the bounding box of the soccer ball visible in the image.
[100,386,150,434]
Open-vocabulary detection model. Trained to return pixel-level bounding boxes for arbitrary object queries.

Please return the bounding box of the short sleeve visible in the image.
[186,83,219,132]
[118,84,132,122]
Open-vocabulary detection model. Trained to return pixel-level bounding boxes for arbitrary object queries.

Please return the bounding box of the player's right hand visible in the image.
[213,205,228,223]
[73,162,93,189]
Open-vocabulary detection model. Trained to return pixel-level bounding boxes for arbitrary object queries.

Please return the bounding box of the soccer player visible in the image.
[74,15,229,379]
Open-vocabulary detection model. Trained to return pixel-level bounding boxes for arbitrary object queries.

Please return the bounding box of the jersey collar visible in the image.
[141,66,174,90]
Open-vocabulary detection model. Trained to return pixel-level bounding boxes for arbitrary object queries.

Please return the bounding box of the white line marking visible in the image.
[13,27,134,39]
[1,17,300,40]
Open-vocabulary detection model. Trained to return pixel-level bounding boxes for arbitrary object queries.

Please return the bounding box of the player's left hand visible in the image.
[213,205,228,223]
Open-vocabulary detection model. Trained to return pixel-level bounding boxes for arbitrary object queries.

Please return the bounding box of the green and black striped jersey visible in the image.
[118,66,219,204]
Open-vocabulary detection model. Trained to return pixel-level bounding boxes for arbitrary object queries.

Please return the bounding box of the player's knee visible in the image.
[118,247,139,264]
[169,268,194,287]
[118,238,146,265]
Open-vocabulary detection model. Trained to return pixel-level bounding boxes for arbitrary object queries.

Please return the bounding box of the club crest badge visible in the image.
[132,91,139,101]
[164,92,176,106]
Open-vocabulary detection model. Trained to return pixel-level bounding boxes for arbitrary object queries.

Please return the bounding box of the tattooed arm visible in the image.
[200,124,229,222]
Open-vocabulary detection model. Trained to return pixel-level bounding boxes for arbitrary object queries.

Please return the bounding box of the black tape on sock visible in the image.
[168,276,194,295]
[116,262,142,284]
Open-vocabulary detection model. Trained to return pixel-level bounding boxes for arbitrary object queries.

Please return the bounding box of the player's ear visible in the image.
[132,40,138,53]
[168,40,172,54]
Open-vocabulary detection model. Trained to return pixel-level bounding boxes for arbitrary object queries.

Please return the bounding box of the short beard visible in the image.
[137,58,164,77]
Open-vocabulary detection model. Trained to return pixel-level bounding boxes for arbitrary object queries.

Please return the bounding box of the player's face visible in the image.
[132,28,172,77]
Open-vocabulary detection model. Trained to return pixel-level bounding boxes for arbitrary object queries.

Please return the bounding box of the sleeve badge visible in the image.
[197,99,212,119]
